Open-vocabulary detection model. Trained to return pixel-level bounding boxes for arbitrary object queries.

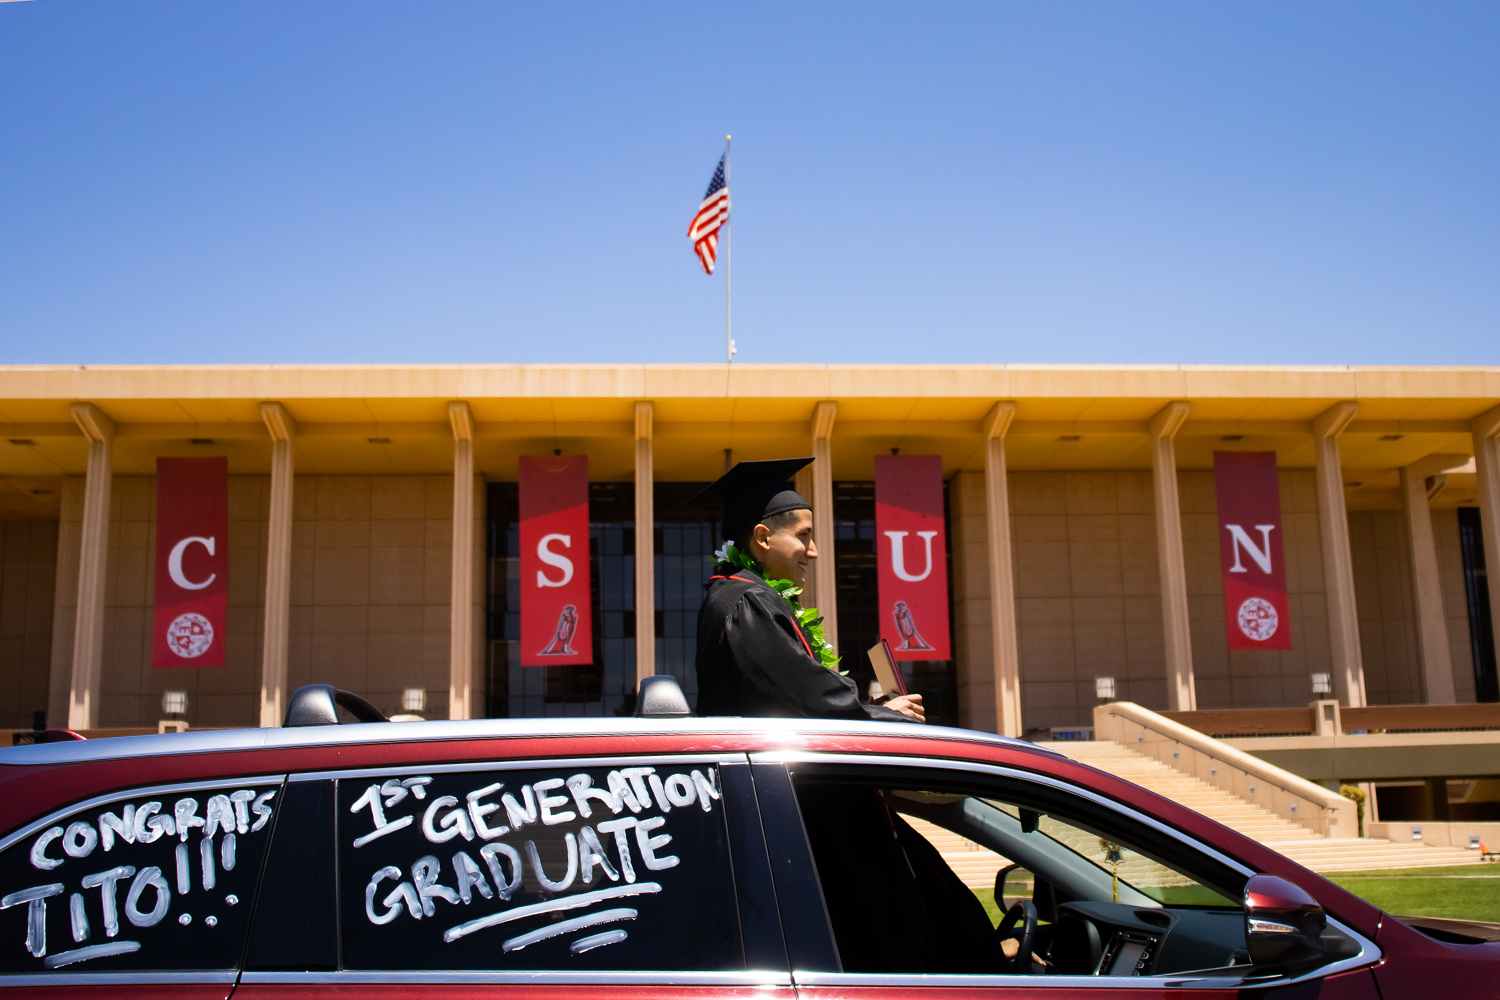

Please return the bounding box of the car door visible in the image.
[234,753,791,1000]
[749,753,1383,1000]
[0,773,287,1000]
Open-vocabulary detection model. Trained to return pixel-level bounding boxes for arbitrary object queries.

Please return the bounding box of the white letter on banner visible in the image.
[1225,524,1275,574]
[536,534,574,587]
[884,531,939,582]
[168,536,216,590]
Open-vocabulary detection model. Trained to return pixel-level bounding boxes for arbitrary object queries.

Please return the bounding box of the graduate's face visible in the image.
[751,508,817,587]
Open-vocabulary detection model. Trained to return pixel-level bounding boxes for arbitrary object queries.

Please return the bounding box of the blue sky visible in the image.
[1,1,1496,365]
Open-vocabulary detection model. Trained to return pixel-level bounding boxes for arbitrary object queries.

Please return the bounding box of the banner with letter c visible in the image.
[519,455,592,666]
[1213,451,1292,650]
[153,457,229,667]
[874,455,951,660]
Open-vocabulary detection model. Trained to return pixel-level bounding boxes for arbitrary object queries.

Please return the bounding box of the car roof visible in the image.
[0,717,1054,768]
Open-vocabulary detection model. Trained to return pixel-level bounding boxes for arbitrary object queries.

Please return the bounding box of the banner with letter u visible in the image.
[874,455,951,660]
[519,455,592,666]
[153,457,229,667]
[1214,451,1292,650]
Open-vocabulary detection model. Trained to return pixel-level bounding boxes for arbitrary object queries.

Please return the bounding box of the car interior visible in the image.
[792,774,1360,980]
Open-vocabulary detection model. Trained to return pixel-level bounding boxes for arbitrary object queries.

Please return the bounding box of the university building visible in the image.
[0,363,1497,736]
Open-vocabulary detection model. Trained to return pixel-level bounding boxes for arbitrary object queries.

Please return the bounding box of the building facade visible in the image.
[1,364,1497,735]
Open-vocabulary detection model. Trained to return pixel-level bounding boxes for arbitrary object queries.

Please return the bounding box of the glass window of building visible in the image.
[486,482,637,718]
[1458,507,1498,702]
[653,484,720,711]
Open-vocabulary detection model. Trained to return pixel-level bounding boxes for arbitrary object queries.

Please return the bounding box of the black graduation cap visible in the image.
[687,458,815,538]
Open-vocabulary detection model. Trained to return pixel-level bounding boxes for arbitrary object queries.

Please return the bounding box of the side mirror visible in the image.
[1243,874,1328,970]
[994,863,1034,912]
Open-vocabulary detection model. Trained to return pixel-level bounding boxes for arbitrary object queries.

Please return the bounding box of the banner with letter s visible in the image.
[153,457,229,667]
[519,455,592,666]
[1213,451,1292,650]
[874,455,950,660]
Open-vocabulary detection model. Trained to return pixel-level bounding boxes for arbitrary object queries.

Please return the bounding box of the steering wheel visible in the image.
[995,900,1038,973]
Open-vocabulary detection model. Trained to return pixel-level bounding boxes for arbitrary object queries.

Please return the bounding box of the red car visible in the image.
[0,680,1495,1000]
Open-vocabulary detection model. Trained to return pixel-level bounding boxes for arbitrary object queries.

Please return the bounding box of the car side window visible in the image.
[0,780,282,973]
[337,763,741,971]
[790,771,1251,979]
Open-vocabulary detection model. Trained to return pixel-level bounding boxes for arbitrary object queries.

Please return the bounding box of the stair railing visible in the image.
[1093,702,1358,840]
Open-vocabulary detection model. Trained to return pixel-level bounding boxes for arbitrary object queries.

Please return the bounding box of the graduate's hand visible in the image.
[885,694,925,722]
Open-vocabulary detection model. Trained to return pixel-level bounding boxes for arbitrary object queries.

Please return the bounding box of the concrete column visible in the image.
[1313,401,1366,707]
[982,402,1023,737]
[258,402,297,727]
[792,465,820,612]
[634,401,655,685]
[810,402,839,651]
[1149,401,1196,712]
[67,402,115,730]
[948,472,990,730]
[448,401,476,720]
[1400,457,1459,705]
[1473,405,1500,669]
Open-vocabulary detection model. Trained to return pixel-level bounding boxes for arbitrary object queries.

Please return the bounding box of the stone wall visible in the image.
[1348,509,1423,705]
[47,476,268,728]
[44,473,479,728]
[0,519,58,729]
[26,465,1479,732]
[1342,507,1479,706]
[1183,470,1331,710]
[1009,471,1165,732]
[953,467,1465,732]
[287,474,478,722]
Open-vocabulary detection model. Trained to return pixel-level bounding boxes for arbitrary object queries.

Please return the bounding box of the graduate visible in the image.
[689,459,925,722]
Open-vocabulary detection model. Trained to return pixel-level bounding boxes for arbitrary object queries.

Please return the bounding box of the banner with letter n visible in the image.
[519,455,592,667]
[1214,451,1292,650]
[874,454,951,660]
[153,457,229,667]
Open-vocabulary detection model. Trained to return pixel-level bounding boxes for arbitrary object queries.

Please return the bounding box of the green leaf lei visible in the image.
[713,541,844,673]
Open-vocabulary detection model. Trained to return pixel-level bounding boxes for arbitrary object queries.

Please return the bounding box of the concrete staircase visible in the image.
[1043,740,1476,873]
[904,815,1014,891]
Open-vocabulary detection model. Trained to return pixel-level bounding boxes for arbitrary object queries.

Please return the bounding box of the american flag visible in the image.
[687,155,729,274]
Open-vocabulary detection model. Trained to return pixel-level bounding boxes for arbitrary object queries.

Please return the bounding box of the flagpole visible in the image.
[725,134,733,365]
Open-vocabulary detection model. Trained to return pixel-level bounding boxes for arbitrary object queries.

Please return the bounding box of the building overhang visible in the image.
[0,363,1494,506]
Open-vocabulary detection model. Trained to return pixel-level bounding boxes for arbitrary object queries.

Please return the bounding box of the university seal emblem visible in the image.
[166,612,215,658]
[1236,597,1278,642]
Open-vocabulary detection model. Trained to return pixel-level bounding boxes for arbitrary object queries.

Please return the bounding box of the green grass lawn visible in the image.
[974,865,1500,926]
[976,886,1004,926]
[1323,865,1500,923]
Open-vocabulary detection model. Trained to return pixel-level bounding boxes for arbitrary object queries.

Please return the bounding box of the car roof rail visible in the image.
[284,684,389,727]
[634,674,693,718]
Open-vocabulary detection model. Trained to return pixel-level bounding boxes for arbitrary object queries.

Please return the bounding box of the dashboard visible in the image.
[1045,901,1248,976]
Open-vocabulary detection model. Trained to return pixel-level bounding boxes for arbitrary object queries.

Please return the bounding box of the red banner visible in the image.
[1213,451,1292,650]
[874,455,951,660]
[153,457,229,667]
[519,455,592,667]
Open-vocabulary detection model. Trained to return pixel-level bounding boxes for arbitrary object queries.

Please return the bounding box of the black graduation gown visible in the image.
[694,566,913,722]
